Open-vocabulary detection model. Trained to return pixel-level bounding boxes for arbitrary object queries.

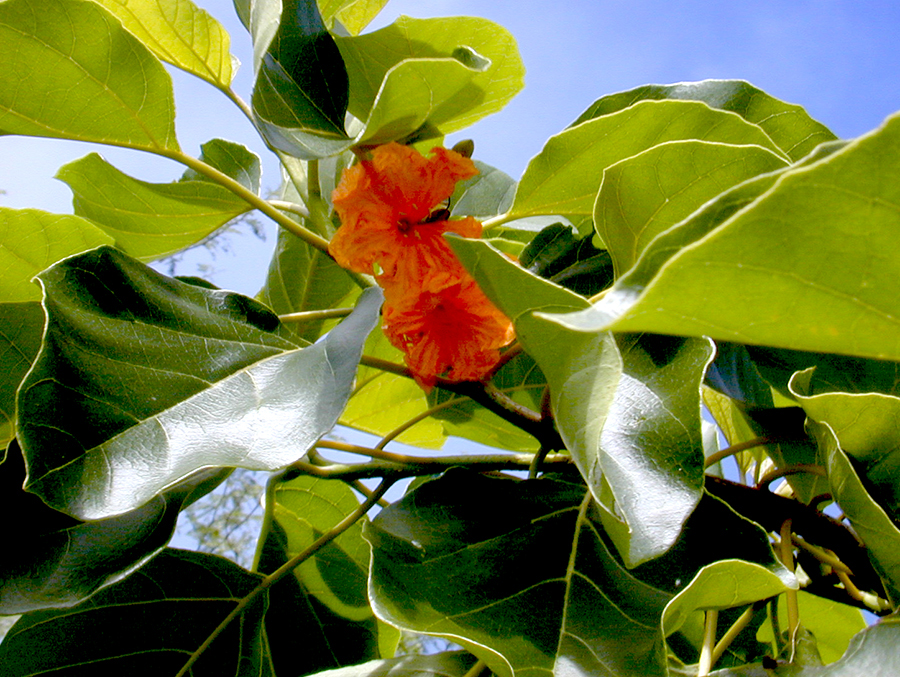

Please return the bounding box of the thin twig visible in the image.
[175,479,395,677]
[758,464,827,491]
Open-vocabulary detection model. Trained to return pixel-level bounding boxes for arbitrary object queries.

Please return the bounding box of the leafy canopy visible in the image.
[1,1,899,676]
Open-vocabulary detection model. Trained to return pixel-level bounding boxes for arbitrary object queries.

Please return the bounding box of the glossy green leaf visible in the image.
[809,420,900,603]
[0,303,43,447]
[367,471,791,677]
[448,237,713,565]
[0,208,114,303]
[0,440,228,614]
[251,0,352,158]
[56,153,252,261]
[318,0,388,35]
[595,141,788,276]
[573,80,837,162]
[509,100,784,224]
[336,16,524,145]
[255,473,394,673]
[91,0,235,88]
[756,592,866,665]
[258,226,360,343]
[306,652,479,677]
[0,549,273,676]
[18,247,381,519]
[0,0,179,151]
[543,113,900,362]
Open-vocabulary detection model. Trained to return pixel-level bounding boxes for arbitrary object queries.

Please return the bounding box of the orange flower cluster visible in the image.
[329,142,515,390]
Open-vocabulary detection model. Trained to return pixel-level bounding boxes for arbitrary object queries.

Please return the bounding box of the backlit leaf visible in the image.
[543,112,900,362]
[336,16,524,145]
[595,141,787,276]
[57,153,252,261]
[0,208,113,303]
[573,80,837,162]
[509,100,785,224]
[318,0,388,35]
[0,0,179,151]
[91,0,235,88]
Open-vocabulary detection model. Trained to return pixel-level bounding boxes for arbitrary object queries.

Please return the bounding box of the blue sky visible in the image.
[1,0,899,293]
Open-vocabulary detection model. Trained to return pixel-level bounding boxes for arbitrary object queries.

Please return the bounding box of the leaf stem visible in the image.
[162,149,331,252]
[711,604,759,666]
[704,436,775,469]
[278,307,354,324]
[779,519,801,653]
[291,451,572,481]
[698,609,719,677]
[175,478,395,677]
[462,659,488,677]
[268,199,311,219]
[758,464,827,490]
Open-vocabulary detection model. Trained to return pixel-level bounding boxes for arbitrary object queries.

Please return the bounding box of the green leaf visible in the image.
[90,0,235,88]
[790,369,900,517]
[0,208,114,303]
[509,100,785,224]
[335,16,525,145]
[573,80,837,162]
[543,112,900,362]
[18,247,381,519]
[182,138,263,194]
[756,592,866,665]
[595,141,788,276]
[366,471,791,677]
[318,0,388,35]
[519,222,615,297]
[426,352,544,453]
[0,440,228,614]
[340,327,446,449]
[0,0,179,151]
[256,474,394,673]
[258,226,360,343]
[450,160,516,220]
[251,0,351,158]
[0,303,43,447]
[590,333,715,566]
[448,238,713,565]
[0,549,273,676]
[56,152,252,261]
[808,618,900,676]
[809,420,900,604]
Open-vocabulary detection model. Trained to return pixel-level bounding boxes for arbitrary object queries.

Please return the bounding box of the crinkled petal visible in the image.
[382,277,515,389]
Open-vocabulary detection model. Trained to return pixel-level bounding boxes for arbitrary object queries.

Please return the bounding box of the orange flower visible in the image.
[382,277,515,390]
[329,142,480,291]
